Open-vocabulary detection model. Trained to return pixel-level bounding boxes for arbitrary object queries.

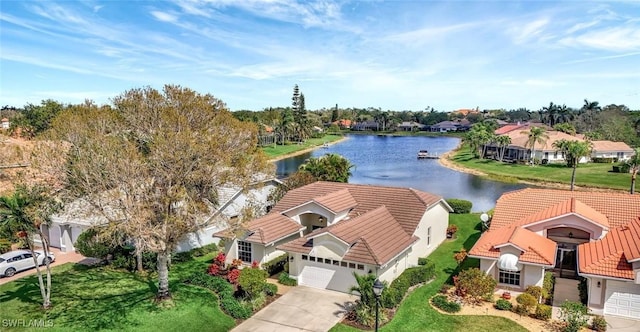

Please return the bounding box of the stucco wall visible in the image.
[522,265,544,288]
[408,202,449,266]
[526,214,606,240]
[378,250,410,284]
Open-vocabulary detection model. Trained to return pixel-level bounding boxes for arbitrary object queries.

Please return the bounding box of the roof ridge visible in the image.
[527,244,553,265]
[358,237,380,265]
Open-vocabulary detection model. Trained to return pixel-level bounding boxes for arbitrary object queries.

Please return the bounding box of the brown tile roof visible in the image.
[505,129,580,151]
[469,225,556,265]
[494,124,524,135]
[471,188,640,280]
[312,189,357,213]
[214,213,304,245]
[591,140,634,153]
[514,197,609,229]
[278,206,419,265]
[274,181,444,235]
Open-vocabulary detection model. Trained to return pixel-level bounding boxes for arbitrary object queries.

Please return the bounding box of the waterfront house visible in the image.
[398,121,426,132]
[469,188,640,319]
[352,120,379,131]
[216,181,452,292]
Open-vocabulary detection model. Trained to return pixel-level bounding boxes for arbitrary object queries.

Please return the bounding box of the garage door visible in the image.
[299,266,335,289]
[604,280,640,319]
[298,263,357,292]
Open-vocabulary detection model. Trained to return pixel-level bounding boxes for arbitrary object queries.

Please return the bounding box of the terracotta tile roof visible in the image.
[505,129,580,151]
[494,124,524,135]
[469,225,556,265]
[214,213,304,245]
[472,188,640,280]
[278,206,419,265]
[591,140,634,153]
[514,197,609,229]
[273,181,444,235]
[313,189,357,213]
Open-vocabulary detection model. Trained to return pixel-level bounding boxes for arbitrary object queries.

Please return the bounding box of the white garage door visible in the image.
[48,225,61,248]
[298,263,358,292]
[604,280,640,319]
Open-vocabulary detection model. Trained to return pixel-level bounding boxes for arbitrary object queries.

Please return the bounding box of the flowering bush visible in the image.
[227,269,241,284]
[208,263,220,276]
[447,224,459,235]
[16,231,28,238]
[215,252,226,266]
[251,261,259,269]
[232,259,243,268]
[453,248,467,265]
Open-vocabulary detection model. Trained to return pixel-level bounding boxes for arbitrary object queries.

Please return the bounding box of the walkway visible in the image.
[233,286,357,332]
[551,278,580,320]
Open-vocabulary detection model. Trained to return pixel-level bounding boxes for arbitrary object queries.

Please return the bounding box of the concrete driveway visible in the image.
[0,248,89,286]
[233,286,358,332]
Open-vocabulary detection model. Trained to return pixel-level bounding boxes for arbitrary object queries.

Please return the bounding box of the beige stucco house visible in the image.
[216,181,452,293]
[470,189,640,320]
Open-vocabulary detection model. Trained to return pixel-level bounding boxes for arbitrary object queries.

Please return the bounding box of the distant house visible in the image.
[1,118,9,130]
[216,182,452,293]
[332,119,352,129]
[591,141,634,161]
[451,108,479,117]
[352,121,379,131]
[39,177,282,253]
[470,189,640,320]
[429,120,471,132]
[397,121,426,132]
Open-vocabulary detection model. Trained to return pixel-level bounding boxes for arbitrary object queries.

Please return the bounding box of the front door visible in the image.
[556,247,577,279]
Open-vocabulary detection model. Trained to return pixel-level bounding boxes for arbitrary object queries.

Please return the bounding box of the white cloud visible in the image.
[559,27,640,51]
[509,18,549,44]
[151,11,179,23]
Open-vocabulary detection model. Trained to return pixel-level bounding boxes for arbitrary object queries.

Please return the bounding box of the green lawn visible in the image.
[330,214,528,332]
[451,145,631,191]
[0,253,235,332]
[261,134,345,159]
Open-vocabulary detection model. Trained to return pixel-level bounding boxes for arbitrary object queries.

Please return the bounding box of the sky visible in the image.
[1,1,639,112]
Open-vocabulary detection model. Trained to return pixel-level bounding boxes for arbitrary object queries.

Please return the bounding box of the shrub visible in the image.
[75,228,111,260]
[278,272,297,286]
[543,272,555,305]
[447,224,459,235]
[227,268,241,285]
[262,254,288,276]
[445,199,472,214]
[190,243,218,257]
[534,304,552,321]
[516,293,538,314]
[418,257,430,266]
[172,251,193,263]
[185,272,252,319]
[0,238,12,254]
[455,268,496,302]
[431,294,461,313]
[495,299,512,311]
[578,277,588,305]
[525,285,546,303]
[513,304,529,316]
[440,284,452,294]
[247,293,267,311]
[238,267,268,299]
[453,248,467,265]
[220,297,252,319]
[263,283,278,296]
[559,301,588,332]
[382,262,436,309]
[591,315,607,332]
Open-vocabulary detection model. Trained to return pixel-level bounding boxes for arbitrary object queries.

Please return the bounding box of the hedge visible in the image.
[445,199,473,214]
[495,299,512,311]
[263,254,288,276]
[185,272,252,319]
[431,295,461,313]
[278,272,297,286]
[534,304,552,321]
[382,261,436,309]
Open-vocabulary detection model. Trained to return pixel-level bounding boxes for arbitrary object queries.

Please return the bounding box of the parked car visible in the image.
[0,250,56,277]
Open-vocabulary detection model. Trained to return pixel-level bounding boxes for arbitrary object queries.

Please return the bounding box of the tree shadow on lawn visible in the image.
[442,231,482,285]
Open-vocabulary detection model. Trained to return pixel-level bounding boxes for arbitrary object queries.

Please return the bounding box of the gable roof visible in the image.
[278,206,419,266]
[470,225,557,266]
[274,181,444,235]
[591,140,634,153]
[214,213,305,245]
[312,188,357,213]
[471,188,640,280]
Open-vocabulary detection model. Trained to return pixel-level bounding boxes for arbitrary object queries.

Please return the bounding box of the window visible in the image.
[238,241,252,263]
[302,255,308,260]
[348,262,356,269]
[324,258,331,264]
[341,261,347,267]
[427,227,432,247]
[309,256,316,262]
[357,264,365,270]
[333,260,339,266]
[312,225,323,230]
[498,269,520,286]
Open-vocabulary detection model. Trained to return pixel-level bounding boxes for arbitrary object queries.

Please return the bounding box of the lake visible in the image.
[274,134,528,212]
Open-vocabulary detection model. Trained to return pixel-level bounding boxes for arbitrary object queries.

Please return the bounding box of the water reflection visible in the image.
[274,135,527,212]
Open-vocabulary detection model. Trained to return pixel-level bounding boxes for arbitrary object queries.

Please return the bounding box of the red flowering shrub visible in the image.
[227,269,241,284]
[215,252,226,265]
[251,261,259,269]
[208,263,220,276]
[16,231,27,238]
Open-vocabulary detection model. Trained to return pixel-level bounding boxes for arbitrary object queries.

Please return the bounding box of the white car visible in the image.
[0,250,56,277]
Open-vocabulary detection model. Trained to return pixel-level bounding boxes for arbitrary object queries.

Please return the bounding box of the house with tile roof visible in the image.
[486,127,634,163]
[216,181,452,292]
[469,188,640,319]
[1,118,9,130]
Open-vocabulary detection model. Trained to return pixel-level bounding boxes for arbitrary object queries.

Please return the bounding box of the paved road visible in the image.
[233,286,358,332]
[0,248,87,286]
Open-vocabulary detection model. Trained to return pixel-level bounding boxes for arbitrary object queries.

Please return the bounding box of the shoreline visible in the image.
[268,136,349,162]
[438,144,626,193]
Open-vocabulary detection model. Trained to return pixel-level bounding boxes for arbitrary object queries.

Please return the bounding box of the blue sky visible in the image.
[1,1,639,112]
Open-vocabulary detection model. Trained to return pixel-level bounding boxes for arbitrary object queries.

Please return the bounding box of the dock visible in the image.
[417,154,440,159]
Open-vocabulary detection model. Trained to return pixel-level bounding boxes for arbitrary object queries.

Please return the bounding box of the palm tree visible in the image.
[299,153,354,183]
[495,135,512,161]
[552,140,593,191]
[348,273,388,327]
[0,184,60,309]
[522,126,549,165]
[626,148,640,194]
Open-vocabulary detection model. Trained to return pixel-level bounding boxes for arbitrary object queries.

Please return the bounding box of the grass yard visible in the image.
[0,253,235,332]
[261,134,344,159]
[330,214,528,332]
[452,145,631,191]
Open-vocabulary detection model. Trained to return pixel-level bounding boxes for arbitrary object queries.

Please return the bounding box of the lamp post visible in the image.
[373,278,384,332]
